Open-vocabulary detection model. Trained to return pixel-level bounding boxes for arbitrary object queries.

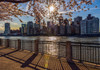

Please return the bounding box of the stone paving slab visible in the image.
[0,47,100,70]
[0,57,33,70]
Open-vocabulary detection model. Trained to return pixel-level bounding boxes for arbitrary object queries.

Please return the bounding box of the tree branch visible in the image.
[0,0,31,3]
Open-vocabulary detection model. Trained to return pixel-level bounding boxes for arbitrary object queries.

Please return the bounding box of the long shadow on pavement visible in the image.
[67,61,80,70]
[0,49,19,57]
[0,49,49,70]
[0,47,7,50]
[0,49,41,70]
[21,53,38,68]
[4,55,40,70]
[34,54,43,69]
[59,58,64,70]
[0,51,46,69]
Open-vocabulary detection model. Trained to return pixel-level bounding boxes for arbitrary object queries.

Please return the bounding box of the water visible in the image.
[0,36,100,42]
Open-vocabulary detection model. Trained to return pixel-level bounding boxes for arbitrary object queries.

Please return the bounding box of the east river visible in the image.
[0,36,100,43]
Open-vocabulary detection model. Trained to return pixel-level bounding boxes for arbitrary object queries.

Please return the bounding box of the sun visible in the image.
[49,5,55,12]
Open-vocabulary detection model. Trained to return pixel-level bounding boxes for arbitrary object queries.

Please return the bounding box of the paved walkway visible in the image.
[0,47,100,70]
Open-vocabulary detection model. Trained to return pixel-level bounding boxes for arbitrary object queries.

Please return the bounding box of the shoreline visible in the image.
[0,35,100,38]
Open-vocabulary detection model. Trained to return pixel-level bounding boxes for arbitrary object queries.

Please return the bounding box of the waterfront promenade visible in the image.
[0,47,100,70]
[0,38,100,70]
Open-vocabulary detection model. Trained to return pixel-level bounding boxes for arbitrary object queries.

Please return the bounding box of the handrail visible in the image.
[0,39,100,64]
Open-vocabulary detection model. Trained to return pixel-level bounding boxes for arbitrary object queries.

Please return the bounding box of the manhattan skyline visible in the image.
[0,0,100,33]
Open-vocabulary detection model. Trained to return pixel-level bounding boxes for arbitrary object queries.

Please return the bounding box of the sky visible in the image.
[0,0,100,33]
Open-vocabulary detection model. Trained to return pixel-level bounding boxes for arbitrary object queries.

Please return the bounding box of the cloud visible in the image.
[10,22,20,30]
[0,23,4,32]
[11,22,19,26]
[0,26,4,31]
[0,21,20,33]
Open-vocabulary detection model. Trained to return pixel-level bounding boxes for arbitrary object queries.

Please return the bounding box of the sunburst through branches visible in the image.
[0,0,97,24]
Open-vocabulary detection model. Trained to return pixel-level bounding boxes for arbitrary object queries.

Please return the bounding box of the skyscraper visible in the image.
[60,24,65,35]
[59,15,63,25]
[74,16,82,35]
[40,20,47,35]
[34,23,40,35]
[27,21,33,35]
[64,18,71,35]
[4,23,10,35]
[35,16,40,35]
[59,15,64,35]
[71,21,75,35]
[47,21,52,35]
[56,24,60,35]
[80,14,99,35]
[87,17,99,34]
[80,20,87,35]
[21,24,27,36]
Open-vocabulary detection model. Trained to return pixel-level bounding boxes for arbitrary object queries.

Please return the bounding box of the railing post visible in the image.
[30,41,33,52]
[79,43,82,63]
[5,39,9,48]
[66,41,72,62]
[34,40,39,54]
[42,41,44,55]
[58,42,60,58]
[0,39,2,46]
[18,39,21,50]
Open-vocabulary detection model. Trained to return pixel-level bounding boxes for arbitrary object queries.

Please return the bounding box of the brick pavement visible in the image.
[0,47,99,70]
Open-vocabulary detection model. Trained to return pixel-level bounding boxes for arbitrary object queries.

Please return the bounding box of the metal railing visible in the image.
[71,42,100,64]
[21,40,34,51]
[0,39,100,64]
[9,40,18,49]
[39,41,66,57]
[1,39,6,47]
